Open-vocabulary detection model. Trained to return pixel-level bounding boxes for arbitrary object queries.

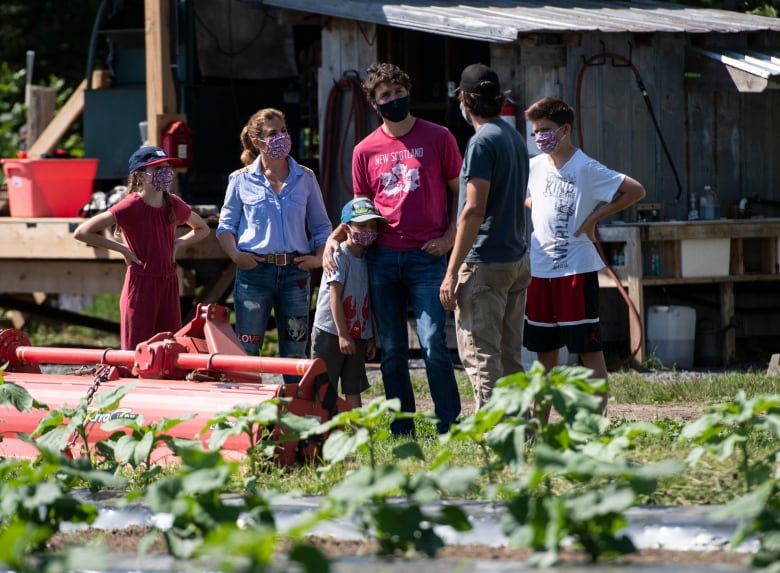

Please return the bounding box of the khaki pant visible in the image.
[454,256,531,410]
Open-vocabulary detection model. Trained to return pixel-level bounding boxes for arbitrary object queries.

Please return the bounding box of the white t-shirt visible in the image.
[313,242,373,339]
[527,149,624,278]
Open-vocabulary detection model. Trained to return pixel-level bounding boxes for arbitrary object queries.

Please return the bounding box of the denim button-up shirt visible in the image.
[216,155,332,254]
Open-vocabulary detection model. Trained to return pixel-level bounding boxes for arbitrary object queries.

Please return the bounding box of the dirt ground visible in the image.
[46,523,750,567]
[420,397,707,422]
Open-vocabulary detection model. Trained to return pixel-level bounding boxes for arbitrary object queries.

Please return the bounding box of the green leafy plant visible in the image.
[445,363,682,564]
[681,391,780,566]
[315,398,472,557]
[317,398,412,472]
[0,61,26,162]
[681,391,780,493]
[0,376,49,413]
[140,442,291,562]
[99,412,196,486]
[31,381,138,468]
[205,398,322,475]
[0,453,123,571]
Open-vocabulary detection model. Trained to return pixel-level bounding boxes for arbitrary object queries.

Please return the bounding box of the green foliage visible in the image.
[665,0,779,16]
[31,380,137,467]
[317,397,420,472]
[4,359,780,568]
[142,446,246,559]
[206,398,321,476]
[0,454,119,569]
[99,411,197,486]
[314,398,473,557]
[680,392,780,566]
[0,61,83,176]
[0,378,48,412]
[443,363,682,564]
[0,62,26,160]
[680,391,780,492]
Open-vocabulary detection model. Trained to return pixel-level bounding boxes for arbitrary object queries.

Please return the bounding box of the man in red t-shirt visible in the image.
[324,62,462,436]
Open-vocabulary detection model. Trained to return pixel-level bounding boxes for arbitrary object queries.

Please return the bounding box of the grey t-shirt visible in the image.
[313,242,373,339]
[459,118,529,263]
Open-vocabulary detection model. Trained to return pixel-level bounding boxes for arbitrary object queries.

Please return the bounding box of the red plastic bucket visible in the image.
[1,158,98,217]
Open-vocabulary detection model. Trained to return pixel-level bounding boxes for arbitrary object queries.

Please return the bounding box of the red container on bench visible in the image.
[1,158,99,217]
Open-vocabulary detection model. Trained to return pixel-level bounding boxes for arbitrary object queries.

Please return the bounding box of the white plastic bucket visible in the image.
[646,305,696,369]
[521,347,577,371]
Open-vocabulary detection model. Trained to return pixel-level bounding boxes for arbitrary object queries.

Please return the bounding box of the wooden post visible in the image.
[25,86,57,148]
[720,282,736,363]
[144,0,178,146]
[624,226,645,364]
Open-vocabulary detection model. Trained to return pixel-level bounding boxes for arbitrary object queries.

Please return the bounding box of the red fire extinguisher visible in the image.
[500,95,517,130]
[161,121,193,169]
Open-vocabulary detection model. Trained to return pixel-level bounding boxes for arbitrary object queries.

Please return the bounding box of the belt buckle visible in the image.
[272,253,289,266]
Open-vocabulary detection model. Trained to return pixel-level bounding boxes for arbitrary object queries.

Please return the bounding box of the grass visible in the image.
[608,369,780,403]
[7,297,780,507]
[3,293,121,348]
[250,367,780,506]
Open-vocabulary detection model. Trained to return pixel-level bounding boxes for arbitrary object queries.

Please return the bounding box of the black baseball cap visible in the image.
[458,63,501,95]
[128,146,182,174]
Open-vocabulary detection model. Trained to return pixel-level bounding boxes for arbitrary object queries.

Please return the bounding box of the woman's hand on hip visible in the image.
[233,251,261,270]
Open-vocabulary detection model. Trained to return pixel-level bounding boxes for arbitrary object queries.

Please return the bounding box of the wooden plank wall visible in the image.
[492,31,778,224]
[570,33,688,221]
[494,33,689,220]
[318,19,378,220]
[320,23,778,225]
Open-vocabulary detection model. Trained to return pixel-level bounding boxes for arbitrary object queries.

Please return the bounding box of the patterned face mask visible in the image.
[150,167,175,191]
[350,229,379,247]
[534,126,565,154]
[260,132,292,160]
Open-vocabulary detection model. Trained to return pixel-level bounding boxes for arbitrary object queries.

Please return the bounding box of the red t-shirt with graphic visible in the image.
[351,118,462,251]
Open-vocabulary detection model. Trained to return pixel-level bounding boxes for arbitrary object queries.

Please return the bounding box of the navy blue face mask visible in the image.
[375,95,410,123]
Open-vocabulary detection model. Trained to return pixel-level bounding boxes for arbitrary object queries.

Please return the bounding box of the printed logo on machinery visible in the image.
[87,407,139,424]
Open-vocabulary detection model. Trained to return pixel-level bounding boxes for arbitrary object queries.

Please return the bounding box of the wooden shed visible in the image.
[260,0,780,365]
[261,0,780,218]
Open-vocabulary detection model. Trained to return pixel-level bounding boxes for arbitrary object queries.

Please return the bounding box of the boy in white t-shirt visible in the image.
[523,97,646,413]
[311,198,386,408]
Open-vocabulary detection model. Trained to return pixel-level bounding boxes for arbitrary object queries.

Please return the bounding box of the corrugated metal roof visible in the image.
[689,46,780,90]
[259,0,780,41]
[692,47,780,79]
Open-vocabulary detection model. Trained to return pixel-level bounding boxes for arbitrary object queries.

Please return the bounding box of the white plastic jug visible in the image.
[646,305,696,369]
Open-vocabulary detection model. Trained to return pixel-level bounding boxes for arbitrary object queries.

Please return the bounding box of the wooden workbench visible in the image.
[596,218,780,364]
[0,217,234,324]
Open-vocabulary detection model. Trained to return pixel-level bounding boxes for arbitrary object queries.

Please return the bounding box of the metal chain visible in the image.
[63,365,112,455]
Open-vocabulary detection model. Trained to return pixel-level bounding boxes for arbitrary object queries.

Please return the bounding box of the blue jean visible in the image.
[234,263,311,384]
[366,246,461,434]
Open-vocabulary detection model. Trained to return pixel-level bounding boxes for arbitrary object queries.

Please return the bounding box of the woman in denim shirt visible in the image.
[217,108,331,381]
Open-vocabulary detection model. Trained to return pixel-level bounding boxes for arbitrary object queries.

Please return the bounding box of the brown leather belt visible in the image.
[256,252,300,266]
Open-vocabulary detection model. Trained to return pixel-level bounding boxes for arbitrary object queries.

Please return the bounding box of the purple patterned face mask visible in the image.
[534,126,565,154]
[150,167,175,191]
[260,132,292,160]
[350,229,379,247]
